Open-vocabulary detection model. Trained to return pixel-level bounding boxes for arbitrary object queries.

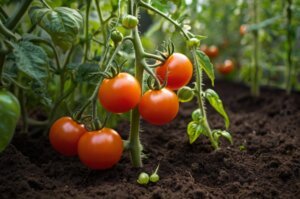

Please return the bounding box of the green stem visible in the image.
[192,48,219,150]
[138,0,190,40]
[251,0,260,97]
[128,2,145,168]
[83,0,92,63]
[286,0,293,94]
[0,21,17,40]
[94,0,107,40]
[40,0,51,9]
[5,0,33,30]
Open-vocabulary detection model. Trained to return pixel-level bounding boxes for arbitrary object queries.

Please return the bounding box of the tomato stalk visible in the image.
[286,0,294,94]
[250,0,260,97]
[128,1,145,168]
[191,48,219,150]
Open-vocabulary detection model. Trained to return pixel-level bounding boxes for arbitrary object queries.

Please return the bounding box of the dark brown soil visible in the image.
[0,81,299,199]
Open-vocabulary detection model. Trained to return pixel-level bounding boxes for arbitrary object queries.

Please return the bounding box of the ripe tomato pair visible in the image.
[217,59,235,75]
[49,117,123,170]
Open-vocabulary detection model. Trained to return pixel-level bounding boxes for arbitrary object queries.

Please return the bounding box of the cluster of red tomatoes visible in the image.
[49,53,193,170]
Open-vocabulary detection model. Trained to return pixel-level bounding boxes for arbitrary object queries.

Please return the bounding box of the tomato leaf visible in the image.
[29,6,83,51]
[187,121,207,144]
[74,63,100,84]
[12,41,48,82]
[212,130,233,145]
[204,89,229,129]
[196,50,215,86]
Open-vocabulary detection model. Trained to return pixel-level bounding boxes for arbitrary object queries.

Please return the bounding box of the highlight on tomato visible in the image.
[98,72,141,113]
[156,53,193,90]
[138,88,179,125]
[77,128,123,170]
[49,117,87,156]
[217,59,235,75]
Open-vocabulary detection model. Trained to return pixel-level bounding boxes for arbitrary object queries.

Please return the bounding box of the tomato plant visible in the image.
[98,72,141,114]
[77,128,123,170]
[49,117,86,156]
[156,53,193,90]
[139,88,179,125]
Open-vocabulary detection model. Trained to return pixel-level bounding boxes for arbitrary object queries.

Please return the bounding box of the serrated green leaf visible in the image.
[204,89,229,129]
[187,121,206,144]
[29,6,83,51]
[12,41,48,82]
[212,130,233,145]
[196,50,215,86]
[191,108,203,121]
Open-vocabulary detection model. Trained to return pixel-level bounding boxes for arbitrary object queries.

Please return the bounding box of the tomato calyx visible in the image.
[97,60,127,79]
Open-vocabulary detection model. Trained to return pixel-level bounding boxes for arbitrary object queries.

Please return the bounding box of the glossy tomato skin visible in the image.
[156,53,193,90]
[77,128,123,170]
[49,117,86,156]
[98,73,141,113]
[218,60,234,75]
[138,88,179,125]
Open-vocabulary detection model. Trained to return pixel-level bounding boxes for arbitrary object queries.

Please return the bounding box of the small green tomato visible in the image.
[137,172,149,185]
[150,173,160,183]
[187,38,200,48]
[177,86,194,103]
[111,30,123,44]
[122,15,139,29]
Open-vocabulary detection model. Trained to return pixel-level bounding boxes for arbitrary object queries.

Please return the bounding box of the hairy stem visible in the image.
[192,48,219,149]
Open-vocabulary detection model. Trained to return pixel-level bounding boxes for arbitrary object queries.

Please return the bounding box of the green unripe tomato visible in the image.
[192,109,203,121]
[111,30,123,44]
[187,38,200,48]
[137,172,149,185]
[122,15,139,29]
[150,173,160,183]
[177,86,194,102]
[0,90,20,152]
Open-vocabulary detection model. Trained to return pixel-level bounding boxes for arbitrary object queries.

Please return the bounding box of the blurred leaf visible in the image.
[196,50,215,86]
[204,89,229,129]
[247,15,281,32]
[29,6,83,51]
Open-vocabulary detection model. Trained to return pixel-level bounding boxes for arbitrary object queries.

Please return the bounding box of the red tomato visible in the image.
[77,128,123,170]
[98,72,141,113]
[49,117,86,156]
[200,45,209,55]
[218,59,234,74]
[240,25,248,35]
[138,88,179,125]
[156,53,193,90]
[207,45,219,58]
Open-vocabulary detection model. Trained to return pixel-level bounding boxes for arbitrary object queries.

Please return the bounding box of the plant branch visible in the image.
[83,0,92,63]
[137,0,190,40]
[5,0,33,30]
